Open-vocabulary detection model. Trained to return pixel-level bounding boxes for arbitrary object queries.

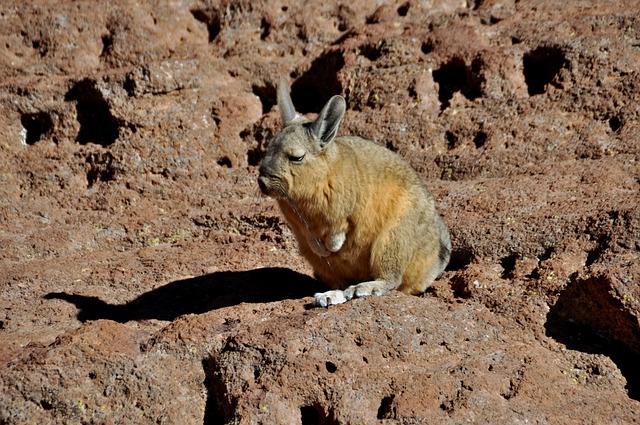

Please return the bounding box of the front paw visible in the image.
[343,281,386,300]
[325,232,346,253]
[313,290,347,307]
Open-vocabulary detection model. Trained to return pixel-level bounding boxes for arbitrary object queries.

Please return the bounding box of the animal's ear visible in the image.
[310,95,346,148]
[277,78,297,126]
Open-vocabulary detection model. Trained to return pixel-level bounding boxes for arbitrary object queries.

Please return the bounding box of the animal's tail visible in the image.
[435,214,451,277]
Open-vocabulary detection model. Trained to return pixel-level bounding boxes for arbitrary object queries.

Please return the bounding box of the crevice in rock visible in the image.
[65,79,119,147]
[450,274,472,299]
[469,0,483,11]
[40,399,54,410]
[243,122,274,167]
[440,380,472,413]
[500,357,530,400]
[86,151,117,187]
[190,7,221,42]
[259,17,271,40]
[247,145,264,167]
[300,403,338,425]
[523,45,567,96]
[583,210,635,266]
[473,130,487,148]
[524,246,554,279]
[377,395,396,419]
[251,83,277,114]
[608,115,623,133]
[202,357,234,424]
[447,247,474,272]
[359,40,387,62]
[100,33,114,58]
[545,273,640,400]
[500,254,519,279]
[585,241,606,266]
[21,111,54,145]
[445,130,458,150]
[421,40,434,55]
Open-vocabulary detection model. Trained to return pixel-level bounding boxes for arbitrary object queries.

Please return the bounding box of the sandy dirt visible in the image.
[1,0,639,423]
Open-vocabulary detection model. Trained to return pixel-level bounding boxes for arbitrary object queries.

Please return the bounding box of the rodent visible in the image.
[258,79,451,307]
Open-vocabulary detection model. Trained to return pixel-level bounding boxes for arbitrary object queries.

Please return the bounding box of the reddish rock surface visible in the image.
[1,0,639,423]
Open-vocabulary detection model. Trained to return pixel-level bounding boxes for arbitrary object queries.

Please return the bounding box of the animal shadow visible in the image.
[45,267,326,323]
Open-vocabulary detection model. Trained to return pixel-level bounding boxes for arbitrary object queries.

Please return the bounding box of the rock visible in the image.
[3,296,638,424]
[1,0,639,423]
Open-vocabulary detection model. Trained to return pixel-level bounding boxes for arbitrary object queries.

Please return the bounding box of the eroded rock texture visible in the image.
[1,0,639,423]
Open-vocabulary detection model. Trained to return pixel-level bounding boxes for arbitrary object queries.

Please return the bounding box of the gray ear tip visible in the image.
[279,77,290,91]
[331,95,347,111]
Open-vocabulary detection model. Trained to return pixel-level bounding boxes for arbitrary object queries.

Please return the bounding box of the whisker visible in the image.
[280,192,311,231]
[278,189,337,279]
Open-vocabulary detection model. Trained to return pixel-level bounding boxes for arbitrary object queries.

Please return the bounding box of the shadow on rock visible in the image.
[45,267,325,323]
[545,271,640,401]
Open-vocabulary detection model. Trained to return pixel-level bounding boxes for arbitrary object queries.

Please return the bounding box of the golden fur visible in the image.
[258,79,451,307]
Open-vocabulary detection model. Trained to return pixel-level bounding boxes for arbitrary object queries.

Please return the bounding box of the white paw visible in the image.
[343,281,385,300]
[325,232,346,253]
[313,290,347,307]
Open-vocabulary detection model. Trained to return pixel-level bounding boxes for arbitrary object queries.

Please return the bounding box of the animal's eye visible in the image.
[288,153,305,163]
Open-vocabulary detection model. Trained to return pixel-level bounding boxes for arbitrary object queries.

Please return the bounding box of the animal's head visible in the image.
[258,79,346,200]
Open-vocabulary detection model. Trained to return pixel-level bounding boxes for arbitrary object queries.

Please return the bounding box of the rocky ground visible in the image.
[1,0,639,423]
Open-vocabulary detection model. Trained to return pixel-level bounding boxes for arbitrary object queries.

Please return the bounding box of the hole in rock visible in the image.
[247,146,264,167]
[523,46,567,96]
[252,83,277,114]
[447,247,474,271]
[100,34,113,57]
[260,17,271,40]
[359,41,387,61]
[608,115,622,133]
[432,57,484,110]
[377,395,396,419]
[300,403,338,425]
[585,238,606,266]
[325,361,337,373]
[190,7,221,42]
[397,2,410,16]
[21,112,54,145]
[421,40,434,55]
[217,156,232,168]
[202,358,232,424]
[546,274,640,401]
[86,151,117,187]
[300,406,320,425]
[65,79,119,147]
[500,254,519,279]
[473,130,487,148]
[291,50,344,114]
[445,130,458,149]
